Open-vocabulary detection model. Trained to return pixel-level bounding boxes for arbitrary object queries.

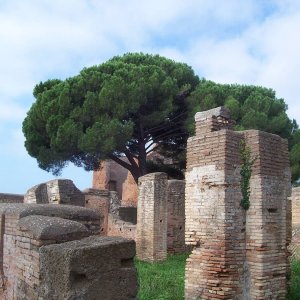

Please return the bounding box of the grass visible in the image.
[135,255,300,300]
[287,259,300,300]
[135,253,188,300]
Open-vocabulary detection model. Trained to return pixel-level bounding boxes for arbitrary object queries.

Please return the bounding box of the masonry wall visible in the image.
[0,203,137,300]
[185,107,291,300]
[136,173,168,262]
[93,159,129,200]
[24,179,85,206]
[167,180,186,254]
[122,172,138,207]
[84,188,110,235]
[0,193,23,204]
[107,214,136,240]
[291,187,300,259]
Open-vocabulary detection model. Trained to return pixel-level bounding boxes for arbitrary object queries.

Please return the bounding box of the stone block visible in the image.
[24,179,85,206]
[39,236,138,300]
[19,215,90,241]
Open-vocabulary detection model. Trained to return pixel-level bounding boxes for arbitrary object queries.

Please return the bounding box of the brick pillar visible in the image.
[244,130,291,299]
[167,180,186,254]
[185,107,291,299]
[136,172,168,262]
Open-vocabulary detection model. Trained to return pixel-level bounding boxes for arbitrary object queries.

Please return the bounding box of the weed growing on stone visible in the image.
[240,139,257,210]
[135,253,188,300]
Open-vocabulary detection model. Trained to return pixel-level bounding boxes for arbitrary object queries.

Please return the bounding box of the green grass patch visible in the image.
[136,255,300,300]
[135,253,188,300]
[287,259,300,300]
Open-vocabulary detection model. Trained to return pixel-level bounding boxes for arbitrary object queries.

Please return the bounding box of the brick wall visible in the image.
[136,173,168,262]
[122,172,138,207]
[107,213,136,240]
[93,159,129,200]
[167,180,186,254]
[84,188,110,235]
[185,107,291,299]
[0,203,137,299]
[0,193,23,204]
[24,179,85,206]
[291,187,300,259]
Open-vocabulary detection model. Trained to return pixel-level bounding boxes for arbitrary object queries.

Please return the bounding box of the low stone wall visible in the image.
[24,179,85,206]
[107,213,136,240]
[0,203,137,299]
[84,188,110,235]
[0,193,23,203]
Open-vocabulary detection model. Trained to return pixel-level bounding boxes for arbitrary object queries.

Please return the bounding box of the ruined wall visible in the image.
[167,180,186,254]
[84,188,110,235]
[185,107,291,300]
[93,159,129,200]
[291,187,300,259]
[122,172,139,207]
[0,193,23,204]
[107,214,136,240]
[24,179,85,206]
[136,173,168,262]
[292,187,300,225]
[0,203,137,300]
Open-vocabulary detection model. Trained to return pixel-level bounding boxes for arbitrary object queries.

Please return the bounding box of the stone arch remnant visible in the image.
[185,107,291,299]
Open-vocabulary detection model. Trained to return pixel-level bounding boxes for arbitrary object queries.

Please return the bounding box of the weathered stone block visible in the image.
[19,215,90,241]
[24,179,85,206]
[39,236,138,300]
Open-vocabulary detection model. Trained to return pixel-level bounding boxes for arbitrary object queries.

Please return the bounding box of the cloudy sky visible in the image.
[1,0,299,194]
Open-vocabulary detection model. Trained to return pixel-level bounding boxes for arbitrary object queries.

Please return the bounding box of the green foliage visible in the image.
[135,253,188,300]
[187,80,300,182]
[23,53,300,183]
[239,140,257,210]
[287,259,300,300]
[136,255,300,300]
[23,53,199,179]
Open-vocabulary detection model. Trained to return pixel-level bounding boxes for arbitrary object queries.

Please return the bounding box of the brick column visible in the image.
[185,107,291,299]
[167,180,186,254]
[136,172,168,262]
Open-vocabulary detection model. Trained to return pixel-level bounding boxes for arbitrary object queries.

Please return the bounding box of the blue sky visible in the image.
[1,0,300,194]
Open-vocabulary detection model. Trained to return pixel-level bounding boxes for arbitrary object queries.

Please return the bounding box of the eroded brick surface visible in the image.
[136,172,168,262]
[291,187,300,259]
[0,204,137,300]
[24,179,85,206]
[185,107,291,300]
[167,180,186,254]
[0,193,23,204]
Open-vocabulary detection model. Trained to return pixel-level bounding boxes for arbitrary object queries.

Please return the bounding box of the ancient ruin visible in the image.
[136,173,168,262]
[24,179,85,206]
[0,105,297,299]
[0,203,138,299]
[0,193,23,204]
[185,107,291,299]
[291,187,300,259]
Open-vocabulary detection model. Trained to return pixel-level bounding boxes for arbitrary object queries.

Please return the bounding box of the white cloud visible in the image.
[1,0,300,192]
